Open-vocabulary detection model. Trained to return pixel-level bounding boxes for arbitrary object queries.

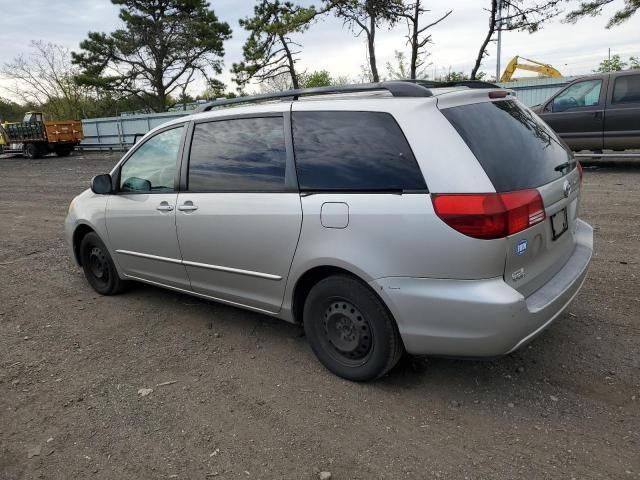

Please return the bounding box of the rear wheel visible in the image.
[55,146,72,157]
[303,274,404,381]
[79,232,125,295]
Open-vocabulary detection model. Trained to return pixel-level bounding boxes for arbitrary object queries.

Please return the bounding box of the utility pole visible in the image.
[496,0,503,81]
[608,48,611,72]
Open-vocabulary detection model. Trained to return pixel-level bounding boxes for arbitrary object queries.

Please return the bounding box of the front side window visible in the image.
[188,117,287,191]
[292,111,426,191]
[549,79,602,112]
[120,126,184,192]
[612,75,640,103]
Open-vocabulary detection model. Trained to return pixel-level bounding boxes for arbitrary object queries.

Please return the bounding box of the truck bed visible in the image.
[4,120,83,144]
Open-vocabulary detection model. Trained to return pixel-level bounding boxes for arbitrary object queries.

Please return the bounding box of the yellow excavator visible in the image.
[500,56,562,82]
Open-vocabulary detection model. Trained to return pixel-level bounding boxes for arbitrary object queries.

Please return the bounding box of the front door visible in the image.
[106,124,191,289]
[539,78,605,150]
[175,114,302,313]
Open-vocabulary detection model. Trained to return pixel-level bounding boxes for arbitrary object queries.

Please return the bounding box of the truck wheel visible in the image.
[55,147,72,157]
[25,143,41,159]
[303,274,404,381]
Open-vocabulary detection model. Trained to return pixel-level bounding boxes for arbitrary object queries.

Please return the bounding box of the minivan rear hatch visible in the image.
[440,98,582,296]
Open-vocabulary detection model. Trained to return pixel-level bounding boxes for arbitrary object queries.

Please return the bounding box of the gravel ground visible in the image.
[0,151,638,480]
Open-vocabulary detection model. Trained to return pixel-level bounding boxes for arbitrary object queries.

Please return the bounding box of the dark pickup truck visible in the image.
[531,70,640,151]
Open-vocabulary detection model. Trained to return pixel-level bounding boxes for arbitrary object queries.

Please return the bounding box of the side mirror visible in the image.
[91,174,112,194]
[133,133,144,145]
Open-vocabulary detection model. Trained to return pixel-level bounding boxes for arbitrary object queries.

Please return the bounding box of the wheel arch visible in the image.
[72,223,96,266]
[290,264,390,325]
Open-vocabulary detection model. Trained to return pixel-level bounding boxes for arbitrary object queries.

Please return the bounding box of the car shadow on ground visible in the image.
[121,280,543,395]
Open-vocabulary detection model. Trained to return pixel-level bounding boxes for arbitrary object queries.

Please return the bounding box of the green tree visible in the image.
[0,97,26,122]
[438,70,486,82]
[595,54,628,72]
[471,0,561,80]
[565,0,639,28]
[232,1,318,90]
[329,0,406,82]
[73,0,231,112]
[594,54,640,72]
[299,70,334,87]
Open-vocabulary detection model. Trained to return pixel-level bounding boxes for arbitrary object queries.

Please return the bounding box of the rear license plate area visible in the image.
[551,208,568,240]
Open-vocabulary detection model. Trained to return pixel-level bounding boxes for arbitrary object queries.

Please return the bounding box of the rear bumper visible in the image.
[370,219,593,357]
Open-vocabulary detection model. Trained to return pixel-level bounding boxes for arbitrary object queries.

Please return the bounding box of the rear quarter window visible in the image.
[613,74,640,103]
[292,111,426,191]
[441,100,573,192]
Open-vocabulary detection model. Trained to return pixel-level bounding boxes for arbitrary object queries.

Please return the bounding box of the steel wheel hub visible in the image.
[323,300,372,360]
[88,247,109,281]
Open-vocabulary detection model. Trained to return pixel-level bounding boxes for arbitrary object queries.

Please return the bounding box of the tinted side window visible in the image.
[120,125,184,192]
[292,111,426,191]
[188,117,287,191]
[613,75,640,103]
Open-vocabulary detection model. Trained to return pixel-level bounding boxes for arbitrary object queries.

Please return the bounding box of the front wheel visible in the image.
[24,143,41,159]
[79,232,125,295]
[303,274,404,381]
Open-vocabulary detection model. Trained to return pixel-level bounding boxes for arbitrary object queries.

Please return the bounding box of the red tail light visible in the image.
[432,190,546,240]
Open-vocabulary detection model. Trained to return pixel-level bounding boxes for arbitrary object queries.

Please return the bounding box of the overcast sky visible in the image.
[0,0,638,98]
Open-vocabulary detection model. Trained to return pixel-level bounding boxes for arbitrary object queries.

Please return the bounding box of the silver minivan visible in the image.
[65,81,593,381]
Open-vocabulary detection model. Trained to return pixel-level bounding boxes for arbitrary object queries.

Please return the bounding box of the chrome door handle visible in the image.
[156,203,174,212]
[178,202,198,212]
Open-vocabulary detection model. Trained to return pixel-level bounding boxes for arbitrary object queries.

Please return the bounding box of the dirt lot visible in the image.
[0,151,638,480]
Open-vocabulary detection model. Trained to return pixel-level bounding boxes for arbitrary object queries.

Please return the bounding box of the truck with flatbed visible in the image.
[0,112,83,158]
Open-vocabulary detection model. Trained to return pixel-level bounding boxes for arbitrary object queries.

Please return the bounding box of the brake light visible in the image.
[432,190,546,240]
[489,90,508,99]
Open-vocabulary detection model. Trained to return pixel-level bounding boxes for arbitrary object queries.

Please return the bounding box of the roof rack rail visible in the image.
[194,81,432,113]
[194,79,505,113]
[400,79,502,89]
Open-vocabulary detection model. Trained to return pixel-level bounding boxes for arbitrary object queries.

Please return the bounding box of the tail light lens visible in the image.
[432,190,546,240]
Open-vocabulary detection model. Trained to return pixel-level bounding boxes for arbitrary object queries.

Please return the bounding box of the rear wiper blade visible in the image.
[554,162,571,173]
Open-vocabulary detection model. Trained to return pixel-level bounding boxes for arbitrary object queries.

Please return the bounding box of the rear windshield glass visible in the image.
[441,100,573,192]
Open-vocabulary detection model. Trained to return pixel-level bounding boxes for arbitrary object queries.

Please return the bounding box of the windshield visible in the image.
[441,100,574,192]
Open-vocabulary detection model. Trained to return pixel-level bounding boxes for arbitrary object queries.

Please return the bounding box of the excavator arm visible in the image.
[500,56,562,82]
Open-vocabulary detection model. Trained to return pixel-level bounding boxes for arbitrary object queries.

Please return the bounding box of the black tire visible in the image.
[303,274,404,381]
[55,147,72,157]
[79,232,125,295]
[24,143,41,159]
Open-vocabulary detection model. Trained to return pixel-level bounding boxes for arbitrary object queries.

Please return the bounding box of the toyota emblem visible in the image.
[563,180,571,198]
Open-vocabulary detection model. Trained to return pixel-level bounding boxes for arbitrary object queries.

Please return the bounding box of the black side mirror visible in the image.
[133,133,145,145]
[91,174,112,194]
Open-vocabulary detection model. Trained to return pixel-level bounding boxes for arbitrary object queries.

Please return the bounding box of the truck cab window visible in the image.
[547,79,602,112]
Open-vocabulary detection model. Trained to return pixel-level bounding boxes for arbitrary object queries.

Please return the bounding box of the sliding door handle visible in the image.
[178,201,198,212]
